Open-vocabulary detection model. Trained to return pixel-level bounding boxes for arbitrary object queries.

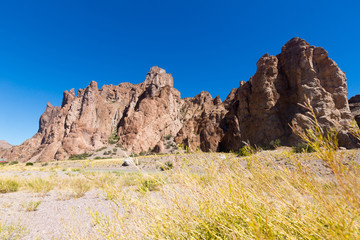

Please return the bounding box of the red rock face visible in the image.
[0,38,356,162]
[219,37,354,150]
[174,91,227,152]
[0,66,226,162]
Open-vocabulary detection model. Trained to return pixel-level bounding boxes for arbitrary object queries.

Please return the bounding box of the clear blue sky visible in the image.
[1,0,359,145]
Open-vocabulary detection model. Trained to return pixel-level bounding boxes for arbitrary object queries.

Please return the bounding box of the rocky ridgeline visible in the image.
[0,38,358,162]
[0,140,12,150]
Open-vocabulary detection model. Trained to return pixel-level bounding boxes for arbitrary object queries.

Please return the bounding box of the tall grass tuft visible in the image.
[290,97,339,164]
[26,178,54,193]
[0,178,20,193]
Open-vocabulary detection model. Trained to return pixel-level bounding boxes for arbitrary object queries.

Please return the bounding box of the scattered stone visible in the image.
[122,157,134,167]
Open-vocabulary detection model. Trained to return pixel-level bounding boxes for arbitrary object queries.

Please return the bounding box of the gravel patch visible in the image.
[0,189,119,239]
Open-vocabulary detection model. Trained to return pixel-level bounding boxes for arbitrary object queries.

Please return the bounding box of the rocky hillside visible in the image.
[1,38,357,162]
[0,140,12,150]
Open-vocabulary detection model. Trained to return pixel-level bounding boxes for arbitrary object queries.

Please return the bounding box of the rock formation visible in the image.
[1,67,224,162]
[349,95,360,127]
[174,91,228,152]
[0,140,12,150]
[0,38,356,162]
[219,37,354,150]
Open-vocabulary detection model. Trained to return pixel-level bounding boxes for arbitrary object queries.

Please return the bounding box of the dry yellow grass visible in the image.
[0,221,27,239]
[87,101,360,239]
[86,149,359,239]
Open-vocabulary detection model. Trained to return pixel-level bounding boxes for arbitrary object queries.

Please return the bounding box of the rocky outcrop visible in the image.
[174,92,228,152]
[219,37,354,150]
[1,66,228,162]
[349,95,360,127]
[117,67,182,153]
[1,38,356,162]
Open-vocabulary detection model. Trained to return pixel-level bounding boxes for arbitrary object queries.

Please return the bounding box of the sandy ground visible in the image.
[0,189,117,239]
[0,154,183,239]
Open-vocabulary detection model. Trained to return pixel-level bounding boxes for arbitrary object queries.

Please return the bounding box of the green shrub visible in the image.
[292,143,315,153]
[104,151,112,155]
[25,162,33,166]
[238,144,256,157]
[108,131,120,144]
[269,139,281,150]
[138,175,164,192]
[9,161,18,165]
[68,153,92,160]
[22,201,42,211]
[160,161,173,171]
[96,147,107,152]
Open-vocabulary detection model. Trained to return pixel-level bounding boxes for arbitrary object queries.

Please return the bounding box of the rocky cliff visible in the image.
[219,37,354,150]
[1,67,224,162]
[1,38,356,162]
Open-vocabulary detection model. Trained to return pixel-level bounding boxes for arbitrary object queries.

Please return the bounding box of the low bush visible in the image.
[68,153,92,160]
[269,139,281,149]
[237,144,256,157]
[22,201,42,212]
[103,151,112,155]
[292,142,315,153]
[160,161,173,171]
[96,147,107,152]
[108,131,120,144]
[138,175,165,193]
